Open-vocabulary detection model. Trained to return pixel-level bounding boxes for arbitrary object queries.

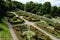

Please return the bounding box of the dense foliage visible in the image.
[0,0,15,18]
[13,1,60,17]
[24,1,60,17]
[0,0,60,19]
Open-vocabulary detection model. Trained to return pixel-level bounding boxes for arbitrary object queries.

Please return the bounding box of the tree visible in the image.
[36,3,42,15]
[56,7,60,16]
[25,1,42,14]
[31,3,41,13]
[6,0,11,2]
[25,1,34,12]
[51,6,57,17]
[0,0,15,19]
[0,1,7,18]
[13,1,24,10]
[42,2,51,15]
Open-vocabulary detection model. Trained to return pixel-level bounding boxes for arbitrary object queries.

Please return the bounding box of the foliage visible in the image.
[24,1,60,17]
[0,0,60,19]
[42,2,51,14]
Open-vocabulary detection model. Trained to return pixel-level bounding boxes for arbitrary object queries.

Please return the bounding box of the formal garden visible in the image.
[6,12,52,40]
[15,11,40,22]
[15,11,60,39]
[6,12,25,25]
[35,18,60,39]
[13,24,52,40]
[0,0,60,40]
[1,10,60,40]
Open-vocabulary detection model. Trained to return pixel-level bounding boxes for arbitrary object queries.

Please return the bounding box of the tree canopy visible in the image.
[0,0,60,19]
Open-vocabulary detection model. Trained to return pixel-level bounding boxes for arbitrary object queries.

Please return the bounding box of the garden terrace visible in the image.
[30,25,52,40]
[51,18,60,23]
[35,20,60,38]
[13,24,52,40]
[40,17,60,28]
[15,11,32,16]
[15,11,40,22]
[6,12,25,25]
[15,11,26,16]
[23,15,40,22]
[13,24,29,40]
[42,18,60,34]
[8,16,24,25]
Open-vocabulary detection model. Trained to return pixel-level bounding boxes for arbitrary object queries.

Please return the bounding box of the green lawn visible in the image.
[51,18,60,23]
[0,18,13,40]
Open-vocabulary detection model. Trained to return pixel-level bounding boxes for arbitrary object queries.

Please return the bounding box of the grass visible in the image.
[51,18,60,23]
[0,18,13,40]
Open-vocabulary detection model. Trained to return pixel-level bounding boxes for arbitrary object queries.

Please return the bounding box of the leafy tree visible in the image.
[0,1,7,18]
[25,1,34,12]
[13,1,24,10]
[36,3,42,15]
[0,0,60,19]
[0,0,15,19]
[7,0,11,1]
[31,3,40,13]
[51,6,57,17]
[56,7,60,16]
[42,2,51,15]
[25,1,42,14]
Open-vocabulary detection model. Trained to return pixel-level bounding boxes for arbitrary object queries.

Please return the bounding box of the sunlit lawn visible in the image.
[0,18,13,40]
[51,18,60,23]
